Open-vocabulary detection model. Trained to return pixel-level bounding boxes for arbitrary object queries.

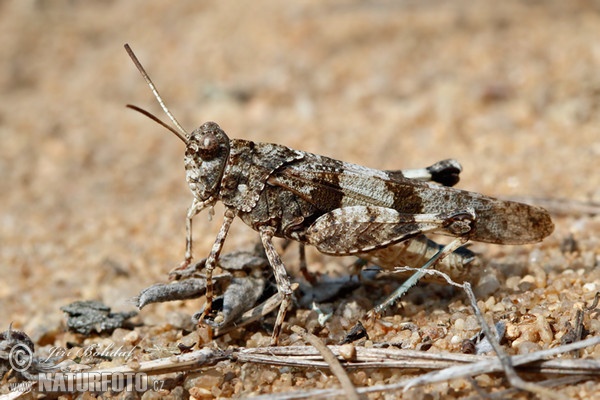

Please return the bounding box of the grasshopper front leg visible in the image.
[198,207,236,323]
[170,197,216,275]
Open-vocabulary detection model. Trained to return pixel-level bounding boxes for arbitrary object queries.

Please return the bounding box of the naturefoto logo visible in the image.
[35,372,158,393]
[11,371,160,393]
[6,340,164,393]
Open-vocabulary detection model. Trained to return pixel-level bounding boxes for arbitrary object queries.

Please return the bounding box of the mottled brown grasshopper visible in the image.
[124,44,553,344]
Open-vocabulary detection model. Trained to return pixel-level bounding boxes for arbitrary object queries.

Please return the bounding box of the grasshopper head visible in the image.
[184,122,230,201]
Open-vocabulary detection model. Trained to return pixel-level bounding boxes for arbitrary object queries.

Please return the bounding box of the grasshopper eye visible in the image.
[187,122,229,161]
[188,132,221,160]
[197,133,221,160]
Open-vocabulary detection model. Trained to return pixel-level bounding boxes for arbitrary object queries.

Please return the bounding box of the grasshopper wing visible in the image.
[270,154,553,245]
[305,205,474,255]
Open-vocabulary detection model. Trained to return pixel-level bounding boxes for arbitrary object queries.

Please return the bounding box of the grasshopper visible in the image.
[124,44,554,344]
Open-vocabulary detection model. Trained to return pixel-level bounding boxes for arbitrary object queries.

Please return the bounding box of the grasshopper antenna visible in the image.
[124,43,188,144]
[126,104,187,144]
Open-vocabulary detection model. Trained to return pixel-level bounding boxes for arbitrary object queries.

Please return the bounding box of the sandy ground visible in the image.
[1,0,600,398]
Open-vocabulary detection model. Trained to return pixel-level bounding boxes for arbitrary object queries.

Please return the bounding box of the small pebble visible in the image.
[518,275,536,291]
[123,330,141,345]
[339,343,356,361]
[516,341,542,355]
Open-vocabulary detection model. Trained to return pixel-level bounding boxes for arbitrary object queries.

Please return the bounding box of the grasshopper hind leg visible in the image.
[341,236,469,344]
[343,213,475,343]
[259,226,294,345]
[366,235,469,319]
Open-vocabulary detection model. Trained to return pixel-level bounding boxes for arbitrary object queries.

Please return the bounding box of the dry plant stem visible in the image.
[7,338,600,400]
[234,341,600,374]
[246,337,600,400]
[236,345,482,368]
[291,325,360,400]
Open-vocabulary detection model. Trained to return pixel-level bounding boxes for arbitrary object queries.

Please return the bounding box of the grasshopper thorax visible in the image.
[185,122,230,201]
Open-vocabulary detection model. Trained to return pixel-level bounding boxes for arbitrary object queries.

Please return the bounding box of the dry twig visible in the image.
[3,337,599,399]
